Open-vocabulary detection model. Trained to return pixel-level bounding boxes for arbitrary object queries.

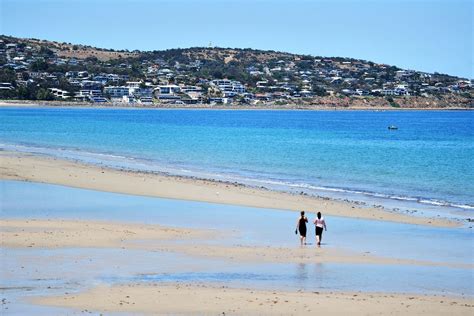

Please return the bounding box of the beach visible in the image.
[2,218,471,269]
[35,283,473,315]
[1,202,472,314]
[1,99,473,110]
[1,203,473,315]
[0,151,459,228]
[1,107,473,315]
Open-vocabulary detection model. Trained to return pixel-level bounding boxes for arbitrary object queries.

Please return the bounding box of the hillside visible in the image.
[0,35,472,108]
[7,36,139,61]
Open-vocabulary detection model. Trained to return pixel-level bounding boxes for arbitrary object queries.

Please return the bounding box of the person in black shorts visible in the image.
[313,211,327,246]
[295,211,308,245]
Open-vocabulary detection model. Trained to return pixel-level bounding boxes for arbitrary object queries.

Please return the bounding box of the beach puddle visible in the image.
[112,263,473,297]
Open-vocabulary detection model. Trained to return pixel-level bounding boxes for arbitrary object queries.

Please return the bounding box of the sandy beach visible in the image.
[0,218,214,249]
[35,283,473,315]
[0,151,458,228]
[2,215,472,314]
[1,151,472,315]
[1,100,472,110]
[1,218,470,269]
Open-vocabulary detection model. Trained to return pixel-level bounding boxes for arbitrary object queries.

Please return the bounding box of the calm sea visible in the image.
[1,107,473,214]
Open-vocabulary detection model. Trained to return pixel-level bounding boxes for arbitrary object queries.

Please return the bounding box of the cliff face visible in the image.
[304,95,473,108]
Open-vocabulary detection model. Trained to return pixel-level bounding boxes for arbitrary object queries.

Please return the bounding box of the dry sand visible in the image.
[35,283,474,315]
[0,218,213,249]
[0,151,458,227]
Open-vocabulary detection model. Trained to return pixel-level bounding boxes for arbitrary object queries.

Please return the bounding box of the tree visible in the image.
[36,88,54,100]
[31,59,49,72]
[39,46,54,57]
[0,68,16,84]
[312,85,328,96]
[84,56,99,63]
[20,71,30,81]
[0,85,17,99]
[211,69,223,79]
[16,85,38,100]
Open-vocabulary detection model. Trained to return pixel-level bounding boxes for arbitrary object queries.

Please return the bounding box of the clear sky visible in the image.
[1,0,472,78]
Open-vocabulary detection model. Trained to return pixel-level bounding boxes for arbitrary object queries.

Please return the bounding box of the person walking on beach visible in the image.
[314,211,327,246]
[295,211,308,245]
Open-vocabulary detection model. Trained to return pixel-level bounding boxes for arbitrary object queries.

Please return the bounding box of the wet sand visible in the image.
[0,151,458,227]
[1,204,472,315]
[2,218,470,269]
[35,283,473,315]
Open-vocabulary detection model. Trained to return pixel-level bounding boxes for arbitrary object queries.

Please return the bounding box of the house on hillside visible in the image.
[153,85,181,101]
[0,82,14,90]
[48,88,70,99]
[104,86,130,99]
[210,79,246,96]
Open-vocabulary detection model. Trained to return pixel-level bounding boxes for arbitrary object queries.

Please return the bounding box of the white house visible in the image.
[211,79,246,95]
[48,88,70,99]
[104,86,130,99]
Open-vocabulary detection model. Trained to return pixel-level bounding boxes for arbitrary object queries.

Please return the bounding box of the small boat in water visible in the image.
[388,125,398,130]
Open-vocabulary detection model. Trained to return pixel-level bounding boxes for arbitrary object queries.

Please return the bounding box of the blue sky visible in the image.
[1,0,472,78]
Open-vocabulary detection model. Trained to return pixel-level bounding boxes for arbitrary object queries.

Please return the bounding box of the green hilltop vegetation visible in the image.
[0,35,472,108]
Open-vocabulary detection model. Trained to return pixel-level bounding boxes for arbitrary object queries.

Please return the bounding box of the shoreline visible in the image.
[34,283,473,315]
[0,100,472,111]
[0,150,461,227]
[3,217,471,313]
[3,152,473,315]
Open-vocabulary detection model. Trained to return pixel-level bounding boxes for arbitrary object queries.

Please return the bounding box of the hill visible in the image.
[0,35,472,108]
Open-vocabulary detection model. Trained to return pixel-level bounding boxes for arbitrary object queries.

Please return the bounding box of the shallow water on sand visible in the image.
[1,180,473,313]
[1,247,221,315]
[2,180,472,265]
[2,181,473,313]
[1,244,472,314]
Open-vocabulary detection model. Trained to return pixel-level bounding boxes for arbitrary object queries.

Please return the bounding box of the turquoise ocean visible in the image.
[1,107,473,216]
